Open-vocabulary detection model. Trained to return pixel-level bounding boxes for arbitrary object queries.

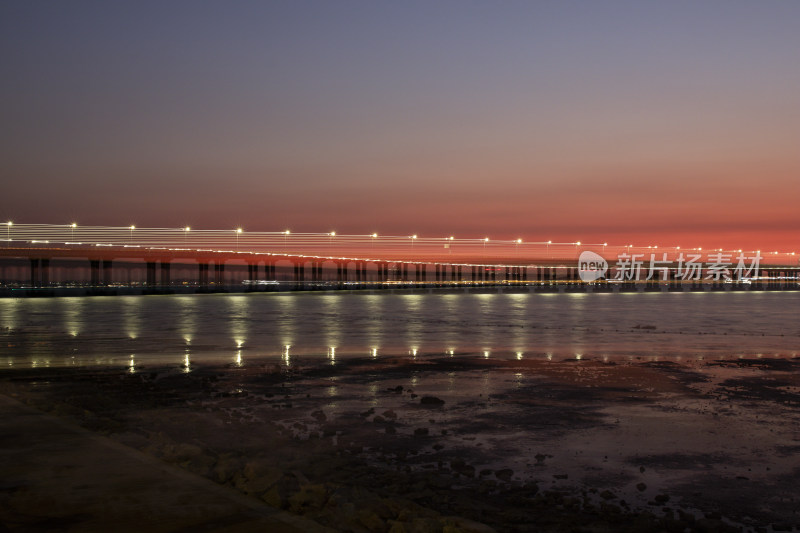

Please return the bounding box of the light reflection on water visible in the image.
[0,291,798,369]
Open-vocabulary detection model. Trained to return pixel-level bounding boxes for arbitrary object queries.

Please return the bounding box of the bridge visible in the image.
[1,223,798,296]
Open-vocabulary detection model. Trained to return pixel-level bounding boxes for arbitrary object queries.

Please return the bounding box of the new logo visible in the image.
[578,251,608,282]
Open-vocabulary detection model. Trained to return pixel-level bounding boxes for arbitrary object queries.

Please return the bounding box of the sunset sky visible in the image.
[2,1,799,251]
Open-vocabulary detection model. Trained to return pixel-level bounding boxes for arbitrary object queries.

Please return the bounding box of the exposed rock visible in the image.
[494,469,513,482]
[420,396,446,407]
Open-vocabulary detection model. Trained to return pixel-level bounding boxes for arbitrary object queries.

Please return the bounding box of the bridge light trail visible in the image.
[5,223,798,270]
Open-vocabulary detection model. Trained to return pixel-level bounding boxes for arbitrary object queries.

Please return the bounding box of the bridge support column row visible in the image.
[336,262,348,282]
[377,263,388,281]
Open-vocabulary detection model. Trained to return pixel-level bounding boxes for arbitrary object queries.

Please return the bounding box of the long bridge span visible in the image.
[1,223,798,295]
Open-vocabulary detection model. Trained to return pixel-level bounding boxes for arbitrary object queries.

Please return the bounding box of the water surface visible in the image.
[2,291,798,368]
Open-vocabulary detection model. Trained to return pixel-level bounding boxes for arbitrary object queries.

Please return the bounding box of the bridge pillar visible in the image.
[41,258,50,286]
[102,260,113,286]
[160,261,171,286]
[90,260,101,286]
[214,262,225,285]
[146,262,156,286]
[449,265,455,281]
[522,266,527,281]
[247,263,256,281]
[29,259,40,287]
[402,263,409,281]
[198,263,209,286]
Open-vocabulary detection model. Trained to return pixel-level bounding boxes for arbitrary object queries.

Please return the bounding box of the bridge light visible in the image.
[129,225,135,230]
[70,223,77,228]
[449,236,454,240]
[236,228,243,233]
[484,237,489,242]
[184,226,190,232]
[329,231,336,236]
[516,238,522,244]
[284,230,290,235]
[372,233,378,238]
[412,234,417,239]
[576,241,581,246]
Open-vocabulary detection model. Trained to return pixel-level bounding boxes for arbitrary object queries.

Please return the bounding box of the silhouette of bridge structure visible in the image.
[1,223,798,296]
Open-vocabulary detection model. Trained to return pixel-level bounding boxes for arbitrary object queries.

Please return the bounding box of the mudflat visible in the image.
[1,354,799,532]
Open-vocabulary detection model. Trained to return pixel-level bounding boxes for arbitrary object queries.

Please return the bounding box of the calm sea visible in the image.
[1,291,798,368]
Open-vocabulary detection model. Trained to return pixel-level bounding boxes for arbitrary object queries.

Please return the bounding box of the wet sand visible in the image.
[2,353,799,532]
